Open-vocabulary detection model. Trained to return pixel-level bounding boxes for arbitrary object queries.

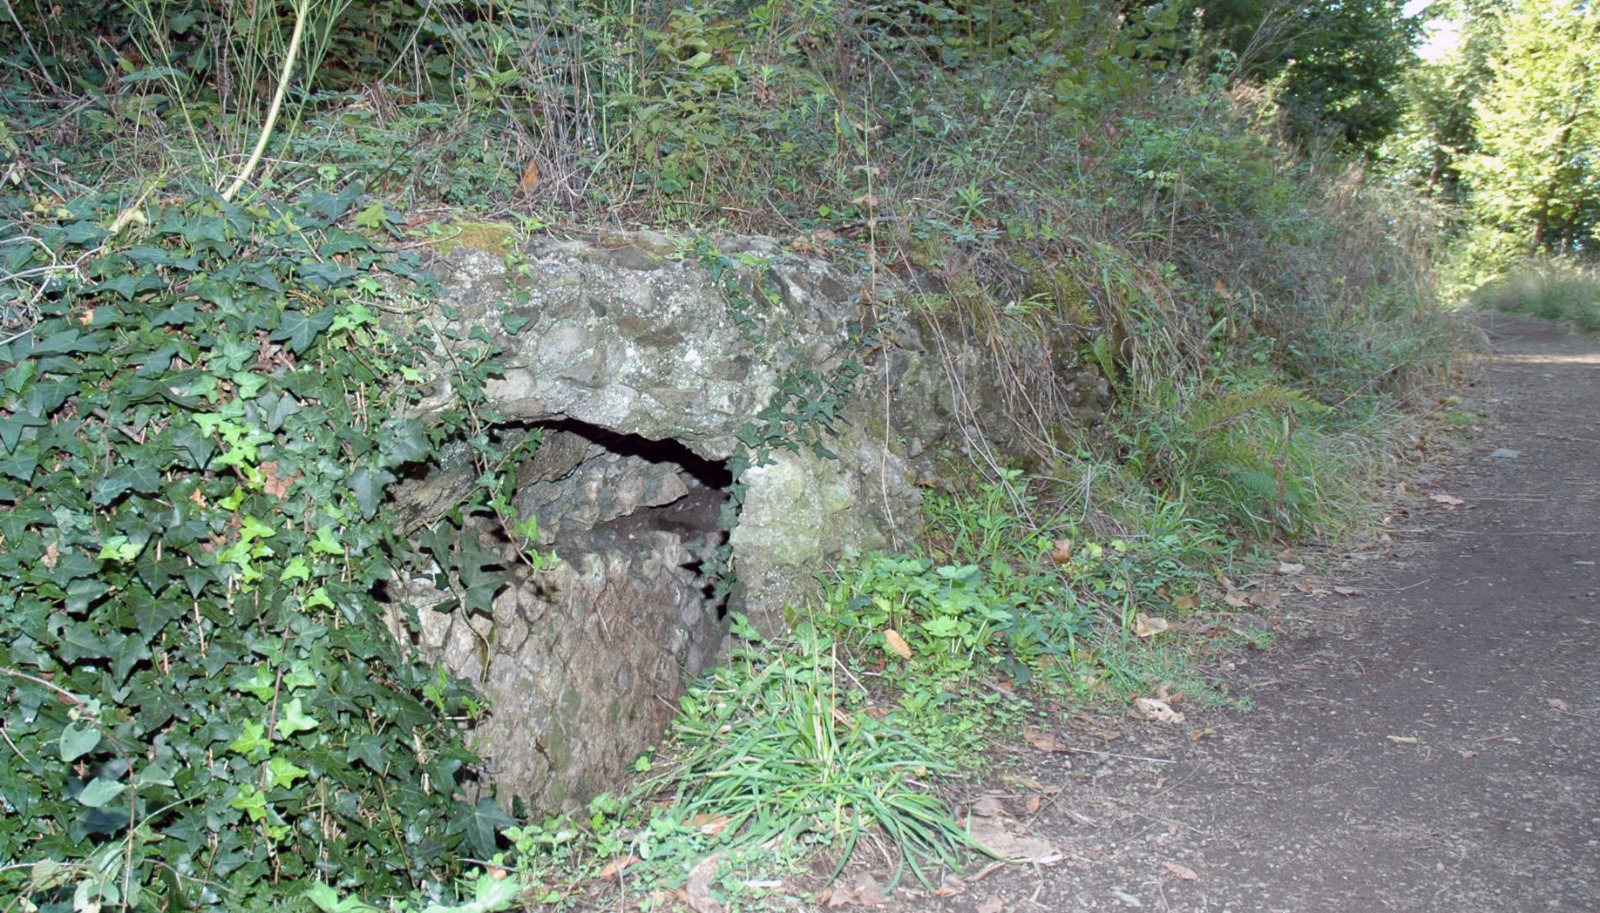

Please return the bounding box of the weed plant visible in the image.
[1470,257,1600,332]
[630,620,978,892]
[0,0,1469,905]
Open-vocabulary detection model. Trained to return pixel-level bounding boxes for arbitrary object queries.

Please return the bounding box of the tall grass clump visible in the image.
[639,622,977,890]
[1470,257,1600,332]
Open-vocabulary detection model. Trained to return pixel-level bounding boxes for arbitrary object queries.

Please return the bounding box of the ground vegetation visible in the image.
[0,1,1466,910]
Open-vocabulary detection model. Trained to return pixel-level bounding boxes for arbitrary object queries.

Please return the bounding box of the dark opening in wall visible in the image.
[511,418,735,617]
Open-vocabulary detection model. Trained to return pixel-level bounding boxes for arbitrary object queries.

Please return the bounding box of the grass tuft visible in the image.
[642,621,980,891]
[1471,258,1600,333]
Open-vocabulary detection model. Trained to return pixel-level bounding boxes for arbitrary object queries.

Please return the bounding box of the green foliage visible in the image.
[0,187,508,909]
[1460,0,1600,256]
[1196,0,1421,150]
[647,621,980,891]
[1124,379,1369,540]
[1470,256,1600,331]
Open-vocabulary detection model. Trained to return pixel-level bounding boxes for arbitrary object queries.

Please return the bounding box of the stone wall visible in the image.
[385,232,1109,810]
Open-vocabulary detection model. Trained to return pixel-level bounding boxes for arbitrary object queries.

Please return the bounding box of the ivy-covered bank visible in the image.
[0,191,515,908]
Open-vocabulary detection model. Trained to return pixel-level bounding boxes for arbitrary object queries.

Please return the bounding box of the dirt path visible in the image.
[884,315,1599,913]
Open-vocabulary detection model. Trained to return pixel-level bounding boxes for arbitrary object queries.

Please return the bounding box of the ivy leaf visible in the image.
[92,464,162,504]
[29,329,102,356]
[166,424,217,470]
[305,881,383,913]
[354,201,389,232]
[266,756,310,792]
[97,535,142,562]
[229,783,269,822]
[259,391,303,432]
[447,797,517,859]
[271,308,335,355]
[233,668,277,702]
[94,273,162,300]
[109,632,150,686]
[0,450,38,482]
[76,776,127,809]
[346,735,385,773]
[275,698,320,739]
[59,721,102,762]
[500,311,532,335]
[281,556,312,583]
[377,419,429,468]
[310,525,345,556]
[348,467,396,519]
[296,261,359,290]
[307,184,364,224]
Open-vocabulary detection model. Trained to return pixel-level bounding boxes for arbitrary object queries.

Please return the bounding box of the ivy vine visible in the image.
[0,187,507,909]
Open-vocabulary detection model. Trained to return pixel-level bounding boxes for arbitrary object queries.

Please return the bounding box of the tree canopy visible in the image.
[1198,0,1422,150]
[1462,0,1600,254]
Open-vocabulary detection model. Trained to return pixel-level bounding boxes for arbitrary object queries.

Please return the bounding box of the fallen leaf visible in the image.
[932,878,966,897]
[883,629,912,659]
[1134,613,1169,638]
[1386,735,1419,744]
[1132,698,1186,723]
[1430,493,1465,508]
[598,856,639,880]
[978,897,1005,913]
[1333,586,1359,596]
[1277,562,1306,576]
[973,797,1006,818]
[685,853,724,913]
[1024,728,1065,752]
[1224,591,1251,608]
[261,460,294,499]
[1188,728,1214,741]
[1051,538,1074,564]
[850,873,885,907]
[965,816,1061,863]
[518,159,540,193]
[690,813,731,836]
[1162,861,1200,881]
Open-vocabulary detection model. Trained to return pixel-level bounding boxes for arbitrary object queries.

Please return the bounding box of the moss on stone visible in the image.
[430,220,519,258]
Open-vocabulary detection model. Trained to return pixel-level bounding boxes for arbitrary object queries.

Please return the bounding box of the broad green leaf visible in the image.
[500,312,532,335]
[271,307,335,354]
[59,721,101,762]
[228,722,272,764]
[471,870,526,909]
[354,201,389,231]
[346,735,385,772]
[229,783,269,822]
[98,535,141,562]
[0,450,38,481]
[76,776,127,808]
[348,466,395,519]
[281,556,312,583]
[275,698,319,738]
[448,797,517,859]
[266,756,309,791]
[310,526,345,556]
